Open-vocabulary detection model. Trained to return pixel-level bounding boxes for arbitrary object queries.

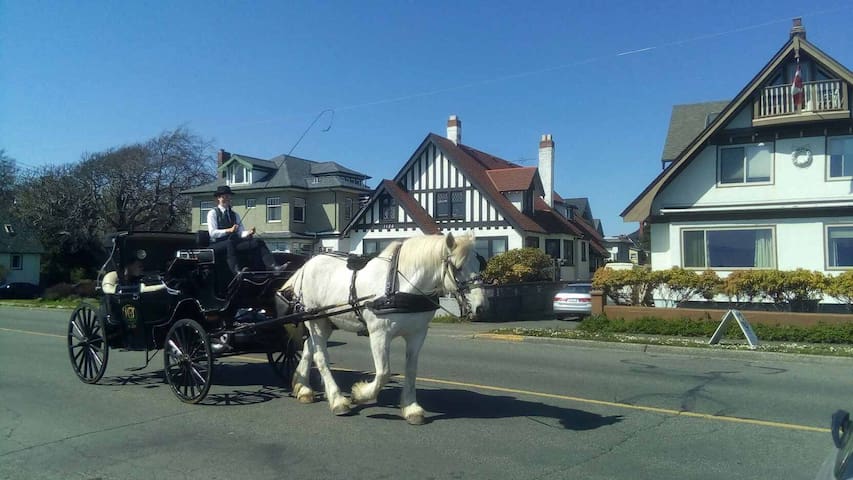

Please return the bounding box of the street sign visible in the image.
[708,309,759,349]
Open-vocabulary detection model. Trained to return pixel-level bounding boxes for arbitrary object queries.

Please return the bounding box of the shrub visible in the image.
[656,268,721,307]
[592,267,662,306]
[482,248,553,284]
[44,283,76,301]
[827,271,853,311]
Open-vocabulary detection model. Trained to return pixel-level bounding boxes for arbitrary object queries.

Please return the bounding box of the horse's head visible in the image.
[441,232,488,320]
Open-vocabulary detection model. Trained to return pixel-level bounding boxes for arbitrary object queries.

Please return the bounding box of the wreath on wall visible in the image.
[792,147,813,168]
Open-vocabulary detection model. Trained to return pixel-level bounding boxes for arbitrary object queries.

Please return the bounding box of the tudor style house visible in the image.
[0,221,44,285]
[183,150,371,254]
[622,19,853,275]
[343,116,608,280]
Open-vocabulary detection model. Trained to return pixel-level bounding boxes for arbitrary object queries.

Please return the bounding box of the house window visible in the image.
[379,196,395,222]
[525,237,540,248]
[312,176,321,184]
[829,136,853,179]
[581,241,588,262]
[344,198,353,221]
[11,255,22,270]
[293,197,305,223]
[718,144,772,185]
[545,239,560,260]
[563,240,575,266]
[475,237,508,260]
[827,226,853,268]
[246,198,256,208]
[682,227,775,269]
[435,190,465,219]
[200,201,214,226]
[227,164,251,185]
[268,241,290,252]
[364,239,396,254]
[266,197,281,222]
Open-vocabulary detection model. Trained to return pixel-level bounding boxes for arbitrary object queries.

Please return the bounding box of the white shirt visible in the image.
[207,205,250,242]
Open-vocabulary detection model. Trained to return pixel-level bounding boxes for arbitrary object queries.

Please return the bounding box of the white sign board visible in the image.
[708,309,759,349]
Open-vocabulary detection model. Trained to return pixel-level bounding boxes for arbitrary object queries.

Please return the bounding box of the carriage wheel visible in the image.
[67,302,109,384]
[267,324,305,384]
[164,318,213,404]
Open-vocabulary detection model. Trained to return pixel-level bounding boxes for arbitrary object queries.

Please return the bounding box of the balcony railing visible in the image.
[756,79,848,120]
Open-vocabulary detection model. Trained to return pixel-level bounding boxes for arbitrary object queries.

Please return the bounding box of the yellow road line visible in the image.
[0,327,64,339]
[3,327,832,433]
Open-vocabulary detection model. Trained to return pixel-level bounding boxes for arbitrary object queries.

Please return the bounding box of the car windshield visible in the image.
[562,285,591,294]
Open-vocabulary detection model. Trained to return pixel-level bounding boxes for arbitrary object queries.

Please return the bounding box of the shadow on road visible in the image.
[322,370,623,430]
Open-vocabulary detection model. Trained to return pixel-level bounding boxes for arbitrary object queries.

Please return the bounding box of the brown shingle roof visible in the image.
[487,167,539,192]
[379,180,440,234]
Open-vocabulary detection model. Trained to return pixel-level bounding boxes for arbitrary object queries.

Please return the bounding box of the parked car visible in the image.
[0,282,42,299]
[552,282,592,320]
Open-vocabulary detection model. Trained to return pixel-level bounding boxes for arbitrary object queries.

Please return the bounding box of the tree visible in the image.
[0,149,18,217]
[12,127,215,283]
[77,126,215,232]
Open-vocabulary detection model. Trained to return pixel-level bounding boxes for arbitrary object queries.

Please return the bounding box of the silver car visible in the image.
[552,283,592,320]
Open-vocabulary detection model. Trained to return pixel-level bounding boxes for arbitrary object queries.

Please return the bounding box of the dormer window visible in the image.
[227,164,251,185]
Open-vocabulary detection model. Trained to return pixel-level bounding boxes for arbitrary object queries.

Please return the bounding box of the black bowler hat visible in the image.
[213,185,234,197]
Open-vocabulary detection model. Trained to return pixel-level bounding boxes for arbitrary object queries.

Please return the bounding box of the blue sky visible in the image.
[2,1,852,235]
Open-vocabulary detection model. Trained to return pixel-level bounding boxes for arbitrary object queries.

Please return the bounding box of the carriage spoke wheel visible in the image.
[67,302,109,384]
[164,319,213,404]
[267,325,304,384]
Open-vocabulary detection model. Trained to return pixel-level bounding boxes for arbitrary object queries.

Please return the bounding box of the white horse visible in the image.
[280,232,487,425]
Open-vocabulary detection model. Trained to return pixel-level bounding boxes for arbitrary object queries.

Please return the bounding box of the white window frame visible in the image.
[200,201,214,226]
[293,197,306,223]
[826,224,853,270]
[681,226,777,270]
[11,254,22,270]
[717,143,774,186]
[246,198,256,209]
[266,197,281,223]
[827,135,853,180]
[227,164,251,185]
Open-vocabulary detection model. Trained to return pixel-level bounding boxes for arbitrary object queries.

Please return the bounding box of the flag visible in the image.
[791,63,804,107]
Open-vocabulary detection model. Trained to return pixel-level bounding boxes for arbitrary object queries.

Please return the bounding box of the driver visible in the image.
[207,185,283,274]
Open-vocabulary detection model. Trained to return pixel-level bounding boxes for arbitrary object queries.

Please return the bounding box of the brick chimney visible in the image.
[789,17,806,40]
[538,134,555,207]
[217,149,231,167]
[446,115,461,145]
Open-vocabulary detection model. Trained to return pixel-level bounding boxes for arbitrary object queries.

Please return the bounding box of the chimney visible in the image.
[217,149,231,167]
[538,134,555,207]
[446,115,462,145]
[789,17,806,40]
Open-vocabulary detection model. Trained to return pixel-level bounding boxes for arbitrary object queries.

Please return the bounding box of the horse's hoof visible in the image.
[294,385,315,403]
[332,400,351,416]
[350,381,370,404]
[297,394,315,404]
[405,413,426,425]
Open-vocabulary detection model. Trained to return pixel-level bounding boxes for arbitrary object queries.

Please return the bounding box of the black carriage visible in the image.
[67,231,308,403]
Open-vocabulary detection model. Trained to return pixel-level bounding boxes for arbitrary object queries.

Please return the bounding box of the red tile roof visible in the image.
[487,167,539,192]
[379,179,441,234]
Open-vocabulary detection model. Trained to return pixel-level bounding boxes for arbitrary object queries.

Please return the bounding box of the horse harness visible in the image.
[348,243,440,324]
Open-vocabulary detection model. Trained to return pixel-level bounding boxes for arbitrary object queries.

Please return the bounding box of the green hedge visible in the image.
[579,314,853,344]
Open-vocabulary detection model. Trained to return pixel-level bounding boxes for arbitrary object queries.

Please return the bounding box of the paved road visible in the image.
[1,306,848,479]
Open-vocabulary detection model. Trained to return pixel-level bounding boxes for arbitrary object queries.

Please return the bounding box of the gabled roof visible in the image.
[0,222,45,254]
[343,180,440,235]
[183,152,371,195]
[562,197,593,221]
[486,167,541,192]
[661,101,731,164]
[426,134,545,233]
[623,34,853,222]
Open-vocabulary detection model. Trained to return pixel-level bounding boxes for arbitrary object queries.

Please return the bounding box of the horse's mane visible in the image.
[394,234,475,272]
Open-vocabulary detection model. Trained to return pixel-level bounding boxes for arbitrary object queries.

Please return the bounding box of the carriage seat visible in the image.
[101,270,166,295]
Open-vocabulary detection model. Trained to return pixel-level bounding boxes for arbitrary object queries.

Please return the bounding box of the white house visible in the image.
[0,222,44,285]
[343,116,608,280]
[623,19,853,276]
